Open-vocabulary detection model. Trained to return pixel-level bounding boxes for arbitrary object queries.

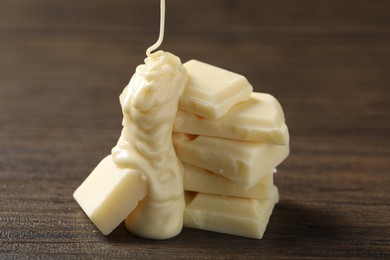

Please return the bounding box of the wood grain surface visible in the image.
[1,0,389,258]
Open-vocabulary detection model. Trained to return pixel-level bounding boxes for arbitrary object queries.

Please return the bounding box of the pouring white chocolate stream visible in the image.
[73,0,290,240]
[146,0,165,57]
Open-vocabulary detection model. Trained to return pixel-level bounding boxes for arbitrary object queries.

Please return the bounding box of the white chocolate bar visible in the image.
[173,132,289,187]
[183,162,275,200]
[180,60,253,120]
[175,92,289,145]
[73,155,147,235]
[183,188,279,239]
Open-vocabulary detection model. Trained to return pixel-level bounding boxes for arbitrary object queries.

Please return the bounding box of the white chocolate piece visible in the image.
[183,188,279,239]
[73,155,147,235]
[180,60,253,120]
[173,133,289,187]
[183,163,275,200]
[174,92,289,145]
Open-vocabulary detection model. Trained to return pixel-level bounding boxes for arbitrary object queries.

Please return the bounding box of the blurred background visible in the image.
[0,0,389,258]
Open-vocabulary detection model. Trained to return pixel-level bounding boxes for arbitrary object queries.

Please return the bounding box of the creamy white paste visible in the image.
[112,51,187,239]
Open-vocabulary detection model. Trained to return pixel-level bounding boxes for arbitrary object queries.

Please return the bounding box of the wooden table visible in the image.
[1,0,389,258]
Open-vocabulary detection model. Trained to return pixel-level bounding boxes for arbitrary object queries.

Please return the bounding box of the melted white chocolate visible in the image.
[112,51,187,239]
[146,0,165,56]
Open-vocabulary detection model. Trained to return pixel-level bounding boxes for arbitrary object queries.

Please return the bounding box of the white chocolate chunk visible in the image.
[175,92,289,145]
[73,155,147,235]
[180,60,253,120]
[183,188,278,239]
[173,133,289,187]
[183,163,275,200]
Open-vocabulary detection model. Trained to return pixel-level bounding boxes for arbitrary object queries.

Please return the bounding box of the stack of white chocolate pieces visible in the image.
[173,60,290,239]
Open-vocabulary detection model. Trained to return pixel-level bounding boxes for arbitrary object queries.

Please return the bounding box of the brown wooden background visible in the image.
[1,0,389,258]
